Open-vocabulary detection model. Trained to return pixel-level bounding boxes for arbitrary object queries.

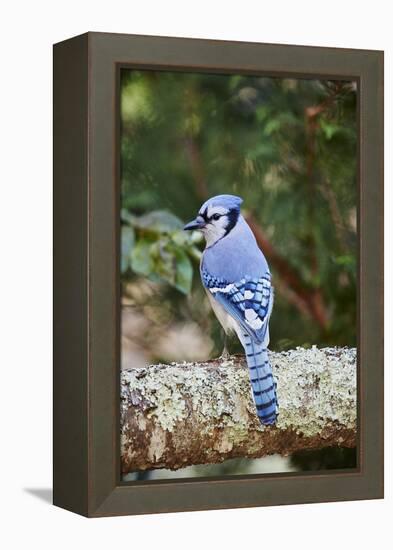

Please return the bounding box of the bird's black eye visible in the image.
[211,213,221,221]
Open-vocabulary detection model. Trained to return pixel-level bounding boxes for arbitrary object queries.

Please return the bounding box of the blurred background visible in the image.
[120,69,357,480]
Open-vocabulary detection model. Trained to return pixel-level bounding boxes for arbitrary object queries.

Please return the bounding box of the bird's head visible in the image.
[184,194,243,247]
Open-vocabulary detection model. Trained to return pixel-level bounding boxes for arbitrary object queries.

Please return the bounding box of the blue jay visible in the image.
[184,194,277,425]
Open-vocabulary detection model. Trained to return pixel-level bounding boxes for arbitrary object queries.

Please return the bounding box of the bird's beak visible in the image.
[183,217,205,231]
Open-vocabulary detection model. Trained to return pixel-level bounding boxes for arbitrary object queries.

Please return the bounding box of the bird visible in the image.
[184,194,278,425]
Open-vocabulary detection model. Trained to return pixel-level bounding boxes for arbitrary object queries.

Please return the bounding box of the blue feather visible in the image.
[241,333,278,425]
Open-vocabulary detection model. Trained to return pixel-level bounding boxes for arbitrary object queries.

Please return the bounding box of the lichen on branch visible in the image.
[121,347,356,473]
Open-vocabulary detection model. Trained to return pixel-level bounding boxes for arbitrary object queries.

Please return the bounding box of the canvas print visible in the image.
[119,70,357,481]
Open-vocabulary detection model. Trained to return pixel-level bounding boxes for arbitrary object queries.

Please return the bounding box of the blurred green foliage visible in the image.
[121,208,201,294]
[120,70,357,352]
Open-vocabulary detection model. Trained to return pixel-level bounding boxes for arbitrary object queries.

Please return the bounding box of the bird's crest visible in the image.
[199,194,243,215]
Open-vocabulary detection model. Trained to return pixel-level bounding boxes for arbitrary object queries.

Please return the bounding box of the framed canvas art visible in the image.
[53,32,383,517]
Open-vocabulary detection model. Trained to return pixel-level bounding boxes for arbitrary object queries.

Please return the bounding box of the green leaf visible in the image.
[263,118,281,136]
[130,239,154,276]
[255,105,270,122]
[121,226,135,273]
[171,230,191,247]
[150,238,176,285]
[334,254,356,268]
[229,74,244,91]
[135,210,184,233]
[172,245,193,294]
[320,118,341,140]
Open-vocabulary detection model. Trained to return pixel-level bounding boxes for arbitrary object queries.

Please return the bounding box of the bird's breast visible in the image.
[205,290,239,335]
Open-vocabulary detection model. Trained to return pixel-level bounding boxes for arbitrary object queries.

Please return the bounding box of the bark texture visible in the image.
[121,347,356,473]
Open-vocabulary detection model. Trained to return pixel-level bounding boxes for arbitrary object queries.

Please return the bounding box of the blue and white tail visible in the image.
[242,333,278,425]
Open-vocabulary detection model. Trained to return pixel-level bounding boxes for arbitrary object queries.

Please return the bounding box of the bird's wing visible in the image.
[202,270,273,345]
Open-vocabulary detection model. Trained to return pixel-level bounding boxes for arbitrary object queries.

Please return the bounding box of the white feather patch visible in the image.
[245,308,263,329]
[207,205,229,217]
[245,309,257,321]
[244,290,254,299]
[209,283,235,294]
[248,318,263,329]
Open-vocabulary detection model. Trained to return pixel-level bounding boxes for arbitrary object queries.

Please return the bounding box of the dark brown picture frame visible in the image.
[53,32,383,517]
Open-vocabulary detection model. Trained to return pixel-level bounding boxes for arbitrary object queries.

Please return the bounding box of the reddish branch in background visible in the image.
[246,214,328,330]
[183,136,209,200]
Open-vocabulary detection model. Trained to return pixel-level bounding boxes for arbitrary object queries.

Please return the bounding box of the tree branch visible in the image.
[121,347,356,473]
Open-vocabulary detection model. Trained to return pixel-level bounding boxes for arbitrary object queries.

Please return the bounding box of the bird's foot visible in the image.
[218,346,232,366]
[220,348,230,361]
